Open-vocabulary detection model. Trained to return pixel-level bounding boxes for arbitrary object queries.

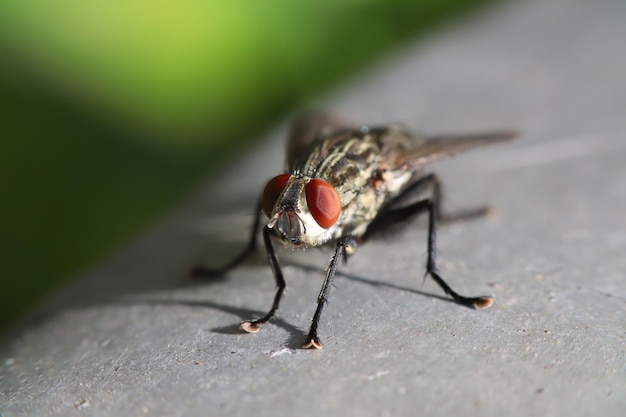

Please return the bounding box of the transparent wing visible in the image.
[378,127,518,170]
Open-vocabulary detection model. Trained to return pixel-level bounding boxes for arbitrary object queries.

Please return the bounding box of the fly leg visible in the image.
[190,199,263,278]
[421,199,494,308]
[389,173,492,222]
[239,225,287,333]
[364,199,493,309]
[303,239,351,349]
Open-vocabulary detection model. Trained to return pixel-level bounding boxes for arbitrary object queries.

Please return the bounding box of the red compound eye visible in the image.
[305,179,341,228]
[262,174,291,218]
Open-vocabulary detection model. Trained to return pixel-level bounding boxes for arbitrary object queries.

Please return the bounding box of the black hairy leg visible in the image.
[364,196,493,309]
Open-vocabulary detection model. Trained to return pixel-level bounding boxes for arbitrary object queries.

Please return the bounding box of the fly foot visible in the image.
[302,334,323,349]
[473,296,494,309]
[239,321,262,333]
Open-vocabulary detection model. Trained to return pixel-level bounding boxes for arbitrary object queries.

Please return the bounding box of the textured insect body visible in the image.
[265,131,385,248]
[193,112,516,350]
[267,126,443,248]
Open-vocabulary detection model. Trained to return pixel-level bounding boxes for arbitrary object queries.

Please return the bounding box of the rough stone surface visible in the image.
[2,0,625,416]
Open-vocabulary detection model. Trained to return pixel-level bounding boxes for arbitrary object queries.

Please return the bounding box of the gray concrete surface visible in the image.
[2,0,625,416]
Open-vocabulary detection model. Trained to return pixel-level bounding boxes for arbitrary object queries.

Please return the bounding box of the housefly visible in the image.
[192,112,516,349]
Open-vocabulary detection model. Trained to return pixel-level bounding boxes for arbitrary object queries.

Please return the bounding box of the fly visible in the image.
[192,112,517,349]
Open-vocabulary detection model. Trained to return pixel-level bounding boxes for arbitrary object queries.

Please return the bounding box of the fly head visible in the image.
[262,174,342,247]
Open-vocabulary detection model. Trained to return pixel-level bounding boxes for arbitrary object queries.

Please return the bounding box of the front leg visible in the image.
[303,239,352,349]
[239,226,287,333]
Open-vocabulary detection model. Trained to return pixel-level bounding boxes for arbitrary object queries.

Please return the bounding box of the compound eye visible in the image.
[305,179,341,228]
[262,174,291,218]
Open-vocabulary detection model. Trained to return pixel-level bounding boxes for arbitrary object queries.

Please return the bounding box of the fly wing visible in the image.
[286,111,358,166]
[378,127,518,170]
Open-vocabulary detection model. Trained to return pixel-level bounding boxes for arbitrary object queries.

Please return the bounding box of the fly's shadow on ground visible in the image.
[287,260,461,306]
[138,257,466,349]
[125,296,309,349]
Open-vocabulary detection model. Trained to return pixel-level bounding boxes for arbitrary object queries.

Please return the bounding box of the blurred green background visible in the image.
[0,0,500,335]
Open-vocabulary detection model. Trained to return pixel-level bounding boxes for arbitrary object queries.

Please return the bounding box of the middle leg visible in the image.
[363,198,493,309]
